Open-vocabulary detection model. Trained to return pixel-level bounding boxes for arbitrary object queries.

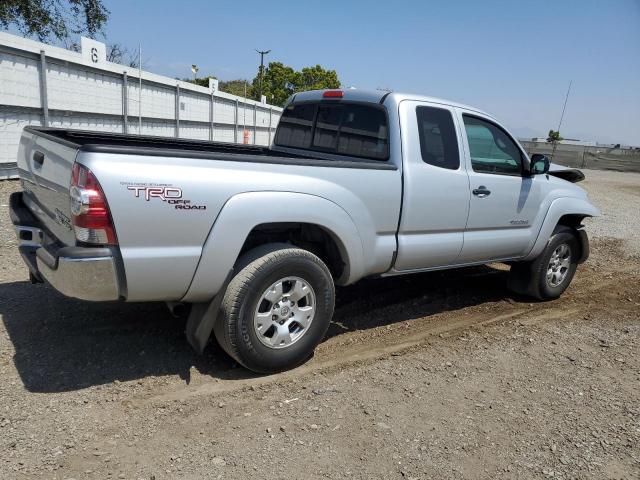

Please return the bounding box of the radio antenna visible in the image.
[557,80,572,133]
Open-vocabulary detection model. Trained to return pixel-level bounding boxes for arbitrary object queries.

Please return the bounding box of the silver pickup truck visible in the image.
[10,88,599,373]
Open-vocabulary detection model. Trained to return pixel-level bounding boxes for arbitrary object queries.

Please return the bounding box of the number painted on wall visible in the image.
[91,47,98,63]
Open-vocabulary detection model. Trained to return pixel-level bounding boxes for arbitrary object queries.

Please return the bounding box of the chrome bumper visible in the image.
[10,191,123,302]
[36,251,120,301]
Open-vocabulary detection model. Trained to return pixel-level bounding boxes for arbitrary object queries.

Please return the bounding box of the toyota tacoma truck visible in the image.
[10,89,599,373]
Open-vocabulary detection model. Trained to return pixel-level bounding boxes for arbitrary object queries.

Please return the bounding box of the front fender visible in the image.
[181,191,365,303]
[523,196,600,261]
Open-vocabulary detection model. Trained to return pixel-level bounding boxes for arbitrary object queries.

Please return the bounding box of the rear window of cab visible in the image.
[274,102,389,161]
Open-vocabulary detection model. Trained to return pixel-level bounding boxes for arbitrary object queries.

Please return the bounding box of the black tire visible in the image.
[214,244,335,373]
[508,227,580,300]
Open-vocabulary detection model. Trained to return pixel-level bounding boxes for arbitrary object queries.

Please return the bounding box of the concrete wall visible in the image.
[0,32,282,179]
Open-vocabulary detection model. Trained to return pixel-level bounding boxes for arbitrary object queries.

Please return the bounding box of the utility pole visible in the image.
[243,81,247,128]
[255,49,271,101]
[138,43,142,134]
[243,81,248,144]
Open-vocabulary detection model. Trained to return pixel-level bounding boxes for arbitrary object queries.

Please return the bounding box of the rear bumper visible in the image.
[35,247,121,301]
[10,191,123,301]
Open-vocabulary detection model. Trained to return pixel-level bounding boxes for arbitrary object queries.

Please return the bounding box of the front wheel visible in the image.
[508,228,580,300]
[214,245,335,373]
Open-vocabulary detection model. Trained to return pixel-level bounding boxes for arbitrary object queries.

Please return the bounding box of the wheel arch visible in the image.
[181,191,365,303]
[523,197,599,262]
[556,213,588,229]
[238,222,351,283]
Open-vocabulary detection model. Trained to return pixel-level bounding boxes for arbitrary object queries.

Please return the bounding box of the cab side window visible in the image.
[462,115,523,175]
[416,106,460,170]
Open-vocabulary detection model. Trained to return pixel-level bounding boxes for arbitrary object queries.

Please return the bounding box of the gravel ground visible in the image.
[579,169,640,255]
[0,180,24,284]
[0,171,639,480]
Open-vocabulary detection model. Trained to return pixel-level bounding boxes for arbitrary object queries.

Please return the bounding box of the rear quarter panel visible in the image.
[80,151,402,302]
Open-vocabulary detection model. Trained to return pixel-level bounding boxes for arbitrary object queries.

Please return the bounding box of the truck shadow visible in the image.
[1,265,516,393]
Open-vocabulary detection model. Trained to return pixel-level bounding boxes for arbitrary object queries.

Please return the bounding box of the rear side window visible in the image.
[416,106,460,169]
[275,102,389,161]
[274,103,316,149]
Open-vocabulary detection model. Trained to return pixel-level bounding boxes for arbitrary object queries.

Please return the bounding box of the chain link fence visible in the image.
[520,141,640,173]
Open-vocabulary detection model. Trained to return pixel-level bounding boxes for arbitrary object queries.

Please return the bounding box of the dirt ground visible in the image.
[1,170,639,480]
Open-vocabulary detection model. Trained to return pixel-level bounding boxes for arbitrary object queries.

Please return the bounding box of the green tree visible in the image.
[183,77,254,98]
[183,75,217,89]
[547,130,563,144]
[547,129,563,159]
[0,0,109,42]
[219,79,253,98]
[254,62,341,106]
[294,64,340,92]
[254,61,296,106]
[182,61,340,107]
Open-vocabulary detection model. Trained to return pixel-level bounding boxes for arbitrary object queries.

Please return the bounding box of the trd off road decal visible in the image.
[121,182,206,210]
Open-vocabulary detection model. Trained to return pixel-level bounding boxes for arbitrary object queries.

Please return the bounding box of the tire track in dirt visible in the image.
[132,241,640,406]
[140,306,583,404]
[139,255,640,405]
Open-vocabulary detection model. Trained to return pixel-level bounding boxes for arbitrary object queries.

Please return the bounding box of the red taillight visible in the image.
[322,90,343,98]
[70,163,117,245]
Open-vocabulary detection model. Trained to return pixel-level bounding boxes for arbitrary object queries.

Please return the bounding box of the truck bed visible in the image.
[30,126,295,156]
[26,127,395,170]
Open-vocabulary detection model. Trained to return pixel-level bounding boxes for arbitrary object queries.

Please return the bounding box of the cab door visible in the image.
[456,110,543,263]
[394,101,470,270]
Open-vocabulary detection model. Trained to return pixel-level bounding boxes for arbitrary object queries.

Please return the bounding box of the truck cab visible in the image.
[276,89,595,273]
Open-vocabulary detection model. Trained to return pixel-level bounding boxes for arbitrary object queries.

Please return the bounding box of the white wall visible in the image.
[0,32,282,177]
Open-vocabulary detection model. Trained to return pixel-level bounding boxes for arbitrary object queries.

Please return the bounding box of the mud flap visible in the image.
[507,261,535,297]
[185,269,234,354]
[575,227,589,264]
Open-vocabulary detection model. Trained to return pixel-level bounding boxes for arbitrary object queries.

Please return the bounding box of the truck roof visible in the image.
[290,89,495,120]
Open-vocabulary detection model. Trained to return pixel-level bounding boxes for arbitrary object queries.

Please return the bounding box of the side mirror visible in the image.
[530,154,550,175]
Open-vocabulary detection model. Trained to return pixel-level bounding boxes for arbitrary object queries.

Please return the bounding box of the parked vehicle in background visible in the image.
[10,89,599,373]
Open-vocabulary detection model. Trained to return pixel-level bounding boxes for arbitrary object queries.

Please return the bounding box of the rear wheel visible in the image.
[508,228,579,300]
[214,245,335,373]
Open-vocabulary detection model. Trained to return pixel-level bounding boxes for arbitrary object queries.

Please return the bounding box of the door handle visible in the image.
[32,151,45,168]
[472,186,491,197]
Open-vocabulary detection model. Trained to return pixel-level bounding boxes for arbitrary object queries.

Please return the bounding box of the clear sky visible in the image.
[80,0,640,145]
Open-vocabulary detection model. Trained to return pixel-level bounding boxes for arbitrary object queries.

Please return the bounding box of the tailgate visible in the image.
[17,129,79,246]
